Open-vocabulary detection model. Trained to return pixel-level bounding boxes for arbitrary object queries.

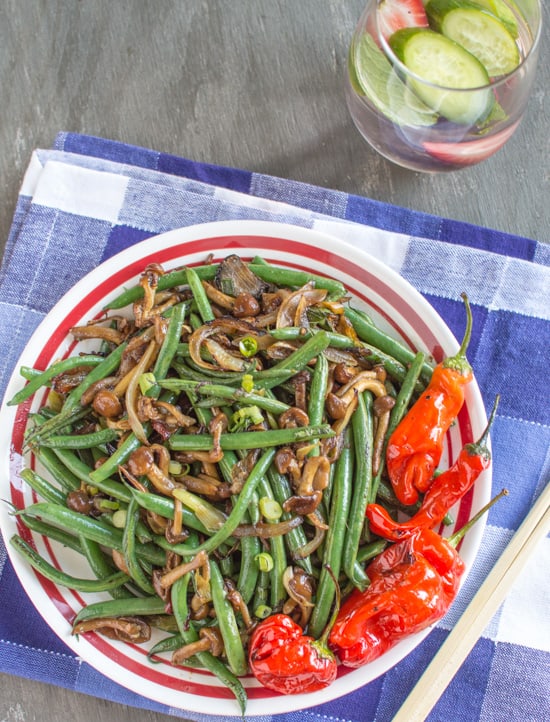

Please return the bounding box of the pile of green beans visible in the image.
[8,255,433,712]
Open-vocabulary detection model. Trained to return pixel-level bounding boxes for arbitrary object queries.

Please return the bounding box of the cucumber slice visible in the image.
[390,28,494,125]
[426,0,520,75]
[350,33,438,127]
[473,0,519,37]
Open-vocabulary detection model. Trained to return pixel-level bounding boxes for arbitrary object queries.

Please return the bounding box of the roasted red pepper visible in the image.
[248,612,337,694]
[329,489,506,669]
[368,396,499,542]
[328,528,464,668]
[386,293,474,505]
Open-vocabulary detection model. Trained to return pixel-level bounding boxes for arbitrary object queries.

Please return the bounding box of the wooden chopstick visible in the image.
[392,481,550,722]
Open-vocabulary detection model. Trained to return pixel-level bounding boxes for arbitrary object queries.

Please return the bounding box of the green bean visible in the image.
[175,358,295,389]
[10,534,130,592]
[129,488,209,534]
[252,570,271,617]
[19,366,44,380]
[20,502,166,565]
[268,331,330,373]
[122,497,156,594]
[344,307,434,384]
[158,378,290,415]
[18,513,83,554]
[308,434,353,638]
[186,266,214,323]
[49,448,132,502]
[270,327,354,349]
[388,351,427,432]
[168,424,334,453]
[62,342,129,412]
[20,468,67,506]
[194,396,236,408]
[173,357,252,383]
[73,595,167,625]
[269,327,422,388]
[104,264,219,310]
[356,539,387,564]
[369,350,426,504]
[24,405,93,448]
[343,391,373,591]
[217,552,234,578]
[147,300,188,398]
[236,533,261,605]
[348,306,375,326]
[215,444,260,604]
[151,531,203,557]
[171,573,247,713]
[33,447,81,492]
[88,431,143,484]
[266,466,313,574]
[256,475,287,608]
[79,535,135,600]
[148,633,184,657]
[177,448,275,556]
[307,350,329,458]
[210,559,248,676]
[247,263,346,299]
[50,447,96,484]
[38,427,121,449]
[8,356,105,406]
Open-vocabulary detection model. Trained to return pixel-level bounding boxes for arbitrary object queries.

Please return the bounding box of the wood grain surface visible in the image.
[0,2,548,721]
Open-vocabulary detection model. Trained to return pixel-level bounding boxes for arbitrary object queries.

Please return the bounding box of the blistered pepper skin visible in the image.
[386,294,474,506]
[386,364,472,505]
[371,396,497,542]
[329,530,465,668]
[248,613,337,694]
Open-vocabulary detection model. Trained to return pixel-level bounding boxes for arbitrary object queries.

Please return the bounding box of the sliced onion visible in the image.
[125,339,158,444]
[71,325,126,345]
[205,338,248,371]
[276,283,328,329]
[188,318,260,371]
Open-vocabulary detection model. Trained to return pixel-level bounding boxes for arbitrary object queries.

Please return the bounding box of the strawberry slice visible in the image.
[377,0,429,41]
[422,121,520,167]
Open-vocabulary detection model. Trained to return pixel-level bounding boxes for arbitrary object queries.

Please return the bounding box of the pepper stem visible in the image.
[447,488,508,548]
[457,292,473,359]
[475,394,500,450]
[444,293,473,374]
[317,564,341,647]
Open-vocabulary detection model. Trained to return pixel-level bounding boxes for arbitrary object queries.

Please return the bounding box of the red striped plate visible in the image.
[0,220,490,716]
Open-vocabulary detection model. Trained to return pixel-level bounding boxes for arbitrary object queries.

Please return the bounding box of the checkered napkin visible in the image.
[0,133,548,722]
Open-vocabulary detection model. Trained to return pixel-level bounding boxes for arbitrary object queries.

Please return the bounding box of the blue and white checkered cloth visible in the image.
[0,133,548,722]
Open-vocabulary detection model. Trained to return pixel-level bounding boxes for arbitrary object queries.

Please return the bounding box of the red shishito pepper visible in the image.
[328,528,464,668]
[329,490,506,669]
[386,293,474,506]
[248,612,337,694]
[368,396,499,542]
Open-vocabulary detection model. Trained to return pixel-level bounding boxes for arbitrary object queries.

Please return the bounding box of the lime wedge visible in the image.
[426,0,520,75]
[351,33,438,127]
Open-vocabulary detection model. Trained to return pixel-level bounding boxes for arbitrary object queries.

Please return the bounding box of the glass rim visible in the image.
[372,0,542,94]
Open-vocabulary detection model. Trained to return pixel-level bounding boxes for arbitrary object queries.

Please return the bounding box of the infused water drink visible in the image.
[345,0,541,172]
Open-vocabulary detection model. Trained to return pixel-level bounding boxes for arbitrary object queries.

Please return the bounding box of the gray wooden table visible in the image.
[0,2,548,721]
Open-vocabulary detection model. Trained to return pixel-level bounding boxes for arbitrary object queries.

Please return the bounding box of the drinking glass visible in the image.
[345,0,542,172]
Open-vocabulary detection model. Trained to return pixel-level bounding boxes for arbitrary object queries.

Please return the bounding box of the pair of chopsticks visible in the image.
[392,481,550,722]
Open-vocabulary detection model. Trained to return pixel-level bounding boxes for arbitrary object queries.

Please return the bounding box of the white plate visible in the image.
[0,220,490,716]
